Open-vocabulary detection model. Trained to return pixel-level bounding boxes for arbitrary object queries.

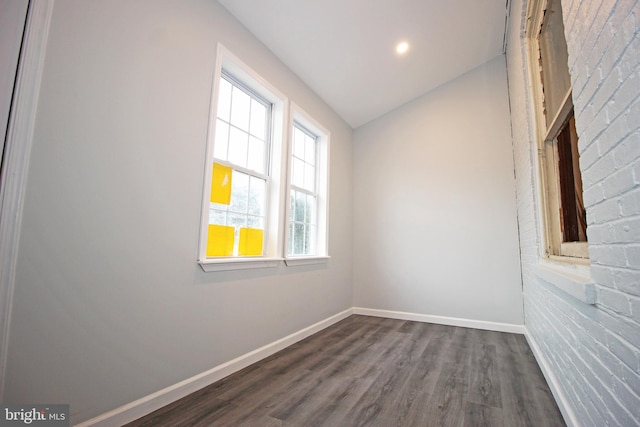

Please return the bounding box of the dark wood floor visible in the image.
[126,315,565,427]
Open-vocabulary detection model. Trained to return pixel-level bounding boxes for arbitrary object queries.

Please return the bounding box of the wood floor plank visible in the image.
[463,401,504,427]
[126,316,565,427]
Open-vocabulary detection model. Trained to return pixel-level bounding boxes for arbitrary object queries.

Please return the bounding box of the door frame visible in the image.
[0,0,54,400]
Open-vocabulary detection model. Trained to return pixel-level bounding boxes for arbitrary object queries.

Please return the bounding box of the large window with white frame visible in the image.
[199,46,286,272]
[198,46,329,271]
[286,110,329,262]
[527,0,588,261]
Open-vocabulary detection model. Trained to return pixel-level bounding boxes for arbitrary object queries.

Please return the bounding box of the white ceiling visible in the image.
[218,0,509,129]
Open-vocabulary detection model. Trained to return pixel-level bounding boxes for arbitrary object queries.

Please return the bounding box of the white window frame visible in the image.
[284,104,330,266]
[526,0,589,264]
[198,44,287,272]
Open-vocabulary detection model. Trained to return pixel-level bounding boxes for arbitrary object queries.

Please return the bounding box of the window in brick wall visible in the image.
[527,0,588,260]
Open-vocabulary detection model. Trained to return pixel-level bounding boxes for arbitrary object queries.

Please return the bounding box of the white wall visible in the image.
[507,0,640,425]
[353,56,524,326]
[3,1,352,423]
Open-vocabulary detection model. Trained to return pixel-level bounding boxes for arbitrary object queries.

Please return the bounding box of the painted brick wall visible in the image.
[506,0,640,426]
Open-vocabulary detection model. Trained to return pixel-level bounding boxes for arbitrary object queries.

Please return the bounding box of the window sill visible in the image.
[199,257,282,272]
[535,260,596,304]
[284,256,330,267]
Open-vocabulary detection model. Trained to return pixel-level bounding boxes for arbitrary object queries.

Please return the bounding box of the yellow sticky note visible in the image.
[238,227,264,256]
[211,163,232,205]
[207,224,235,257]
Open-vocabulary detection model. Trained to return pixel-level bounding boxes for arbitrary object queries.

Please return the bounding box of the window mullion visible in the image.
[544,88,573,142]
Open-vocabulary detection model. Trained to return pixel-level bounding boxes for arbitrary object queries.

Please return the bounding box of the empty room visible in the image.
[0,0,638,426]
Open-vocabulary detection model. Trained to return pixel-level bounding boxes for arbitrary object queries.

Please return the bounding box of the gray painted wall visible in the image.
[4,1,353,423]
[352,56,524,326]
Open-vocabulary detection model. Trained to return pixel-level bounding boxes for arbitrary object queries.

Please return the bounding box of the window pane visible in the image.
[304,164,315,192]
[228,127,248,167]
[217,78,232,122]
[293,223,305,254]
[306,194,316,225]
[246,216,263,229]
[248,176,265,216]
[230,87,251,131]
[556,114,587,242]
[288,222,294,254]
[249,99,266,138]
[248,136,265,173]
[294,128,305,158]
[214,119,229,161]
[208,205,226,224]
[539,0,571,127]
[294,191,305,222]
[227,213,247,228]
[307,224,317,255]
[229,171,249,214]
[292,158,305,187]
[304,134,316,164]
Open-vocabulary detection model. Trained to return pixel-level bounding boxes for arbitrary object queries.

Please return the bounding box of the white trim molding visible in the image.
[525,329,579,427]
[76,309,353,427]
[75,307,529,425]
[353,307,526,334]
[0,0,55,401]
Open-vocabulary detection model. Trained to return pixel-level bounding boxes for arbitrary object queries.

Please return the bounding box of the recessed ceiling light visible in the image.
[396,41,409,55]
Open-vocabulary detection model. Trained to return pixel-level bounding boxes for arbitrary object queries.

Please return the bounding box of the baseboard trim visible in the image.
[353,307,525,334]
[76,308,353,427]
[524,328,578,427]
[76,307,526,426]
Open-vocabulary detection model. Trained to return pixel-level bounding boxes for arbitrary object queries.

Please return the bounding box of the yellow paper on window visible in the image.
[238,227,264,256]
[207,224,235,257]
[211,163,232,205]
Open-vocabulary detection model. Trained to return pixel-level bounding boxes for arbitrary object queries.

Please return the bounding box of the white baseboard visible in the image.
[76,307,526,426]
[524,329,578,427]
[353,307,526,334]
[76,308,353,427]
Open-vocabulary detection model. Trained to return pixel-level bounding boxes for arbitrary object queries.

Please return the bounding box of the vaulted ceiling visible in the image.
[218,0,510,128]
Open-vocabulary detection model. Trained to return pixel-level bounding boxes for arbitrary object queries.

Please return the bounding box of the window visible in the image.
[527,0,588,260]
[285,108,329,262]
[199,46,286,271]
[198,46,329,271]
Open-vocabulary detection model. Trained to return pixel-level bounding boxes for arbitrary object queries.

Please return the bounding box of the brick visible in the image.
[612,132,640,169]
[617,361,640,399]
[618,186,640,216]
[597,287,632,316]
[590,264,617,288]
[625,98,640,134]
[618,35,640,80]
[611,216,640,243]
[579,108,610,153]
[602,167,637,198]
[625,244,640,269]
[578,136,601,170]
[611,377,640,426]
[606,331,639,372]
[590,244,628,267]
[587,196,622,225]
[587,222,616,244]
[614,268,640,297]
[630,295,640,320]
[590,69,622,120]
[584,151,617,188]
[607,73,640,124]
